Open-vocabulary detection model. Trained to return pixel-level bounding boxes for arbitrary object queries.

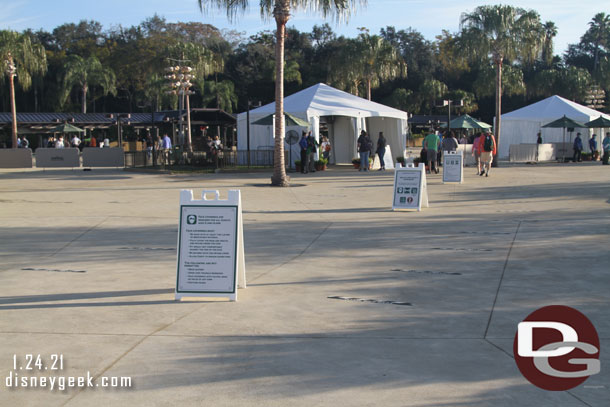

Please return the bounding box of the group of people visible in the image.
[44,135,109,149]
[572,132,610,165]
[356,130,387,171]
[419,129,497,177]
[299,131,331,173]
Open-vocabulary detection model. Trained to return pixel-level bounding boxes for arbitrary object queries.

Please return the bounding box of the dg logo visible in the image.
[513,305,600,391]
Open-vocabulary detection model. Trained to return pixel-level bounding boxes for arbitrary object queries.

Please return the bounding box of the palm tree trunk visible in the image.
[494,59,502,167]
[82,84,88,114]
[271,4,290,187]
[367,78,372,101]
[9,71,18,148]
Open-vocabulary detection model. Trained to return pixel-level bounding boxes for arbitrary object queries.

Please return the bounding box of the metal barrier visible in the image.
[123,149,275,170]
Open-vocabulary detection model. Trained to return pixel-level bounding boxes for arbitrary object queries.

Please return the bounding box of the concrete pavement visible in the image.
[0,162,608,406]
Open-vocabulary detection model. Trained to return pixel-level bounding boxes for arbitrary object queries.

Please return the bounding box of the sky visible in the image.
[0,0,604,55]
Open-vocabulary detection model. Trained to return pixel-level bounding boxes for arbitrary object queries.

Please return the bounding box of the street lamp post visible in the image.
[165,59,194,152]
[437,99,463,132]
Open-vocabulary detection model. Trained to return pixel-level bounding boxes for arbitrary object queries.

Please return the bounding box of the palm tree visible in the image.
[356,33,406,100]
[198,0,365,186]
[60,55,116,113]
[419,79,447,114]
[328,33,405,100]
[328,38,364,96]
[541,21,557,68]
[587,13,610,73]
[459,5,542,164]
[201,80,238,113]
[0,30,47,148]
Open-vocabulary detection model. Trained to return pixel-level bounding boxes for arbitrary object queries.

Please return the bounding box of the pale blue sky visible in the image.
[0,1,604,54]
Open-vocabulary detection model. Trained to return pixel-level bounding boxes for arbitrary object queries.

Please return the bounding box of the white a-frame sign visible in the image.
[176,190,246,301]
[392,163,429,211]
[442,150,464,184]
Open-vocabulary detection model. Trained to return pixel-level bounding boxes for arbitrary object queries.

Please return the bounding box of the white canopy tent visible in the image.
[236,83,409,166]
[498,95,610,158]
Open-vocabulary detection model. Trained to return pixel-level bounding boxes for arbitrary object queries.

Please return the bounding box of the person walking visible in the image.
[423,130,440,174]
[357,130,372,171]
[320,136,331,161]
[307,131,318,173]
[589,134,598,161]
[161,133,172,165]
[603,132,610,165]
[573,133,583,162]
[441,131,458,152]
[299,131,309,174]
[479,131,496,177]
[376,132,387,171]
[472,132,483,174]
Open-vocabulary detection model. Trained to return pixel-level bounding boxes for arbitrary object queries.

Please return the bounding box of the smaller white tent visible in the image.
[236,83,409,166]
[499,95,610,158]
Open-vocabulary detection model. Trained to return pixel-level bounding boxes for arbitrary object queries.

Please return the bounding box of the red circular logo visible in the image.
[513,305,600,391]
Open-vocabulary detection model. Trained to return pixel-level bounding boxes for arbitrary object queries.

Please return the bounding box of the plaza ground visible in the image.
[0,162,608,406]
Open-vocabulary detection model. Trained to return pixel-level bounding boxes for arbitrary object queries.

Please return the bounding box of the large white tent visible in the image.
[498,95,610,158]
[236,83,409,166]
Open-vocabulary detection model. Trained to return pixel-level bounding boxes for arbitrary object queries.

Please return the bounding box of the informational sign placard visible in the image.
[392,164,429,211]
[176,190,246,301]
[442,151,463,184]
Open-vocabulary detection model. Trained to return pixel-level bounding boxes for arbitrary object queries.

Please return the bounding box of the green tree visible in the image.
[586,13,610,73]
[459,5,543,162]
[201,79,238,112]
[0,30,47,147]
[541,21,558,68]
[472,64,526,99]
[356,32,406,100]
[60,55,116,113]
[418,79,448,114]
[199,0,365,187]
[382,88,420,113]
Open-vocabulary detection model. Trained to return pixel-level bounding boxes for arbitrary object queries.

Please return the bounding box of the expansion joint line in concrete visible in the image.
[60,303,205,407]
[483,220,522,339]
[250,222,334,283]
[566,391,594,407]
[49,217,109,257]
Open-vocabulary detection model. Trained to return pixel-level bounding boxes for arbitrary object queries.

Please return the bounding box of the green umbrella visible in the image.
[48,123,85,133]
[541,115,587,129]
[252,112,310,127]
[541,115,587,162]
[440,114,492,129]
[585,115,610,128]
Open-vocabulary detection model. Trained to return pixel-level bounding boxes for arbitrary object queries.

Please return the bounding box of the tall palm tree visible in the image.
[356,33,406,100]
[60,55,116,113]
[587,13,610,73]
[459,5,542,164]
[541,21,557,68]
[199,0,365,187]
[0,30,47,148]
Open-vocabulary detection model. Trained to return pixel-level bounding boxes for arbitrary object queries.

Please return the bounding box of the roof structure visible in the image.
[502,95,610,122]
[240,83,408,120]
[0,109,235,131]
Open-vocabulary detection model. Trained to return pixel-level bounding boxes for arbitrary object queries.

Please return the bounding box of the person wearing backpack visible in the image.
[480,131,496,177]
[357,130,372,171]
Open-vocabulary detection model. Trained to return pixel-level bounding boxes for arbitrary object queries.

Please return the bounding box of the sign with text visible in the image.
[392,164,429,211]
[176,190,246,301]
[442,150,463,184]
